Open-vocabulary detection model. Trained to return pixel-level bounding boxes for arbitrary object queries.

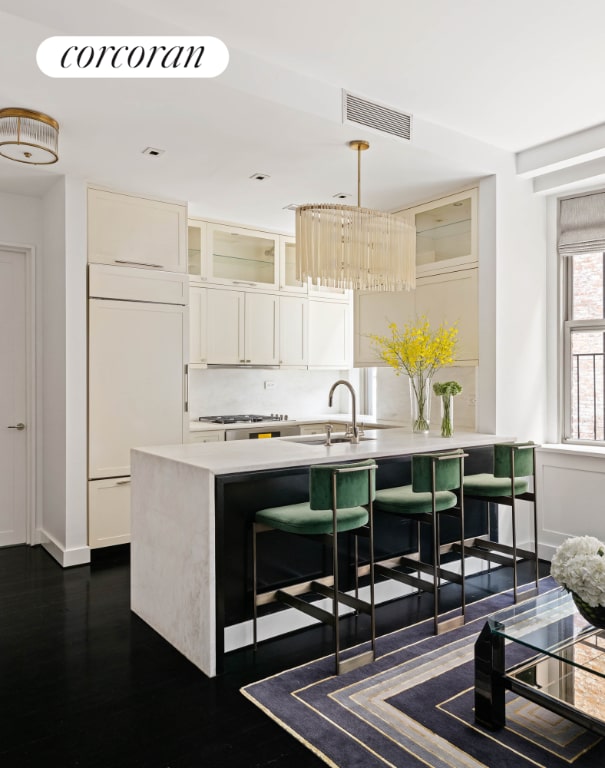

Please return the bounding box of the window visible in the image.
[560,192,605,443]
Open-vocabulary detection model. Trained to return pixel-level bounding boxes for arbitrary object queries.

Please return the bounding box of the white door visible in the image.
[0,248,27,546]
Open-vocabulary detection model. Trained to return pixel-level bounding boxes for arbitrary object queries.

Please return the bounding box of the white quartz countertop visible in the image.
[188,414,403,433]
[134,428,513,475]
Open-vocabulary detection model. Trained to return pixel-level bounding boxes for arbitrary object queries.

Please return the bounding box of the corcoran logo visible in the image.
[37,36,229,78]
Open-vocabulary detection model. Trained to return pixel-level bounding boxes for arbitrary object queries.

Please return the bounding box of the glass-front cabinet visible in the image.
[401,188,478,276]
[279,235,307,293]
[207,223,279,288]
[187,218,280,288]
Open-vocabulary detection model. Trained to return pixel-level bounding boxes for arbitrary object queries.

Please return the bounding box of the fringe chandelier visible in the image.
[296,140,416,291]
[0,107,59,165]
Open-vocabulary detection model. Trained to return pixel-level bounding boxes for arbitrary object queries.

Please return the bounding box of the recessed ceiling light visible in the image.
[333,192,351,200]
[142,147,165,157]
[250,172,270,181]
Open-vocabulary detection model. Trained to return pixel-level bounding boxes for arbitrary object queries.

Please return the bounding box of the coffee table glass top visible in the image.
[487,586,605,678]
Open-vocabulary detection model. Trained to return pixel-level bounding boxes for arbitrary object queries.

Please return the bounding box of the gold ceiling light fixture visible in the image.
[295,140,416,291]
[0,108,59,165]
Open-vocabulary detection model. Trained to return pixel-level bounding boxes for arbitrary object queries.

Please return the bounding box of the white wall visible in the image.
[41,177,89,566]
[188,367,360,420]
[375,364,477,429]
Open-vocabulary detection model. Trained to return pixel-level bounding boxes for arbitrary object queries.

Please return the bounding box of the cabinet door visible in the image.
[88,478,131,548]
[88,188,187,272]
[189,285,208,364]
[206,223,279,288]
[206,288,244,364]
[279,236,307,293]
[279,295,308,367]
[354,290,416,366]
[398,188,478,277]
[188,219,207,281]
[245,292,279,365]
[415,268,478,362]
[88,299,186,478]
[308,299,352,368]
[189,431,224,443]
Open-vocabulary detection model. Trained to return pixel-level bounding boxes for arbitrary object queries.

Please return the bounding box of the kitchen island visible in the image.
[131,429,513,677]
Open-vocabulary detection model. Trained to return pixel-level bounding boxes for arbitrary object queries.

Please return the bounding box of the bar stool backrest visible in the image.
[494,442,535,479]
[412,450,465,493]
[310,460,377,510]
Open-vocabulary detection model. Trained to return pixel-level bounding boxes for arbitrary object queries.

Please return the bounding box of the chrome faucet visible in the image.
[328,379,360,444]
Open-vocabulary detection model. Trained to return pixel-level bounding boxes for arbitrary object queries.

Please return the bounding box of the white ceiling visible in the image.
[1,0,605,232]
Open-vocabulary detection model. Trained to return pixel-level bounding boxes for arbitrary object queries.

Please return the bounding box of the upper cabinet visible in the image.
[88,188,187,272]
[279,235,307,293]
[188,218,280,288]
[399,188,477,276]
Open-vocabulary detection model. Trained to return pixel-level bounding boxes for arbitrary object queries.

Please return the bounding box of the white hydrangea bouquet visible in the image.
[550,535,605,626]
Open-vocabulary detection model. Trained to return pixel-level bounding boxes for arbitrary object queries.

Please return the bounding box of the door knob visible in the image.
[7,423,25,430]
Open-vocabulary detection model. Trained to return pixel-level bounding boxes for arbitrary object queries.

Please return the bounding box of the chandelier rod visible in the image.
[349,139,369,208]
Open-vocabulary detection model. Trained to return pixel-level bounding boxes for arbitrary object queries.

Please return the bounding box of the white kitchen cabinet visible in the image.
[279,295,308,367]
[308,298,352,368]
[398,188,478,277]
[188,218,207,281]
[415,268,478,363]
[354,268,478,366]
[88,478,131,548]
[279,236,307,293]
[206,288,279,365]
[87,187,187,272]
[189,430,224,443]
[205,222,280,289]
[189,284,208,364]
[88,295,186,479]
[354,289,416,366]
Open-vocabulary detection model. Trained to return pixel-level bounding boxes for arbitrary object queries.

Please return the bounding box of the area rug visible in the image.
[242,578,605,768]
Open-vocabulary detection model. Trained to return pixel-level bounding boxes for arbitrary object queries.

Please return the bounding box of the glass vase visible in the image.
[440,395,454,438]
[409,373,431,433]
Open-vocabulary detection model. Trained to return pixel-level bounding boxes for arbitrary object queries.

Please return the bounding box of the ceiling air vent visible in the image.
[342,90,412,141]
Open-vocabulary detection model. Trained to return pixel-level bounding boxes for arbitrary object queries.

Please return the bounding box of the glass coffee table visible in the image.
[475,587,605,735]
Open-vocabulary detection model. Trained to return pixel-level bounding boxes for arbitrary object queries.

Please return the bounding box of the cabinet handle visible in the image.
[7,422,25,430]
[240,359,246,363]
[184,364,189,413]
[115,479,131,485]
[245,359,251,363]
[114,259,163,268]
[232,280,257,287]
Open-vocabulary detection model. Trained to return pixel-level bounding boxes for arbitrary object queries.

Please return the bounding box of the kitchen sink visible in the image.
[288,435,376,445]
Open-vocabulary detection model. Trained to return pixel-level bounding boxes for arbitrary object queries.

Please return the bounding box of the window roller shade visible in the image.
[558,191,605,256]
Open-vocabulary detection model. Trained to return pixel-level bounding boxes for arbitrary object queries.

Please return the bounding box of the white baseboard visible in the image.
[40,531,91,567]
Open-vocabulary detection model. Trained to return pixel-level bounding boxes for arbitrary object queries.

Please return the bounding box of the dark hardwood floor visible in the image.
[0,544,549,768]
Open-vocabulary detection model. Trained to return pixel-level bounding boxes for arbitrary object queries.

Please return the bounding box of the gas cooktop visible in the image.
[198,414,276,424]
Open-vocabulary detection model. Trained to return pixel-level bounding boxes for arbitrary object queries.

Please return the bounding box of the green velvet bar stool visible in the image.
[462,441,538,603]
[373,450,467,635]
[253,459,377,675]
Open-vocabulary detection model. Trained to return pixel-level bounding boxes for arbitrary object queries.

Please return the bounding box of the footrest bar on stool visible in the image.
[276,590,336,627]
[375,563,435,593]
[310,581,372,616]
[456,543,514,567]
[468,537,537,561]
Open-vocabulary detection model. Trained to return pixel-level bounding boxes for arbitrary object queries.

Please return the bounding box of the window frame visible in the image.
[562,253,605,444]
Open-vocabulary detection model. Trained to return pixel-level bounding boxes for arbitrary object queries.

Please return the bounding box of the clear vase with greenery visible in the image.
[433,381,462,437]
[369,317,458,434]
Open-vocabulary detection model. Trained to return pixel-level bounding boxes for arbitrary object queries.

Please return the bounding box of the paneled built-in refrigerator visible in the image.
[88,264,188,548]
